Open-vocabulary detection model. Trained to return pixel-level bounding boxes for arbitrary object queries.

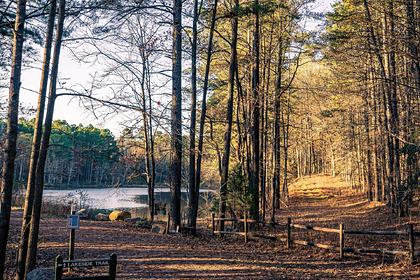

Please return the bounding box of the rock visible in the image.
[96,213,109,221]
[109,210,131,221]
[151,224,166,234]
[26,268,54,280]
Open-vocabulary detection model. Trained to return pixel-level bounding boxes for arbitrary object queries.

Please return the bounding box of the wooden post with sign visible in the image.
[68,205,77,262]
[67,204,80,274]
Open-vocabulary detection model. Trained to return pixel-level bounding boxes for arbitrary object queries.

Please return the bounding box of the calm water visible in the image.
[43,187,212,209]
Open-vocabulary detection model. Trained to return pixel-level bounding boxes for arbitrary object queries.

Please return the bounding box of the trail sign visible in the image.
[54,254,117,280]
[67,214,80,229]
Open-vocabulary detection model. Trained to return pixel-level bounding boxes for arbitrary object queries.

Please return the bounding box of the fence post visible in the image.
[408,224,415,264]
[244,213,248,243]
[211,213,215,236]
[286,217,291,249]
[166,213,170,234]
[339,224,344,259]
[109,253,117,280]
[54,255,63,280]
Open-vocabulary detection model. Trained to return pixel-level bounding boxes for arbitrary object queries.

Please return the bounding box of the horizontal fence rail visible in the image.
[291,223,340,234]
[344,229,407,236]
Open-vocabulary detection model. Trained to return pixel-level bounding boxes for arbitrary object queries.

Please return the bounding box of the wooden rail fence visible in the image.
[210,214,418,264]
[211,213,257,242]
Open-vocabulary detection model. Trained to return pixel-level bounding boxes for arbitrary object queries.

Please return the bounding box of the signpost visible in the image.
[67,205,79,263]
[56,207,117,279]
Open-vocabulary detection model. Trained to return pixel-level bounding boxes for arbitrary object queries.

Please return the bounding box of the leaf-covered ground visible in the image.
[5,175,420,279]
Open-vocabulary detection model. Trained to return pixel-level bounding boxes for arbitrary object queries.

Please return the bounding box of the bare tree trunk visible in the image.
[147,67,156,224]
[271,36,282,223]
[170,0,183,228]
[260,22,273,223]
[404,0,419,214]
[25,0,65,273]
[195,0,218,221]
[140,51,154,222]
[386,1,401,214]
[249,0,260,222]
[219,0,238,231]
[15,2,56,278]
[187,0,199,232]
[282,91,291,202]
[363,0,395,207]
[363,90,373,201]
[0,1,27,277]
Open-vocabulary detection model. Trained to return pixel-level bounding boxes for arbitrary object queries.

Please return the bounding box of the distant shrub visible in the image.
[41,200,71,217]
[226,164,252,215]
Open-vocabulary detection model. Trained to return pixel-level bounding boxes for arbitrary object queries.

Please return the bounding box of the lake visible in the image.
[43,187,213,209]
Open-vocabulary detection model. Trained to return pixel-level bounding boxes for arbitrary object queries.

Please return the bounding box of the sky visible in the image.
[1,0,335,136]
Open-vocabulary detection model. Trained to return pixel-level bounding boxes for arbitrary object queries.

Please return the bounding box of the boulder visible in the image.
[26,268,54,280]
[95,213,109,221]
[109,210,131,221]
[151,224,166,234]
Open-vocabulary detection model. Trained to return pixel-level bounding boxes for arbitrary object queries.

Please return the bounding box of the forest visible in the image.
[0,118,174,188]
[0,0,419,279]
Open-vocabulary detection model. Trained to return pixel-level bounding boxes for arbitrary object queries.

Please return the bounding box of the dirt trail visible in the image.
[5,175,420,279]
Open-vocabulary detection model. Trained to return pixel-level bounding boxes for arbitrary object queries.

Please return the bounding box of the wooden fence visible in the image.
[210,214,419,264]
[211,213,258,242]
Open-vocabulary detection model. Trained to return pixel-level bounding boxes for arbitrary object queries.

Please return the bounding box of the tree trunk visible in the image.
[386,1,401,214]
[170,0,183,228]
[219,0,238,231]
[140,50,154,222]
[403,0,419,214]
[282,91,291,202]
[363,93,373,201]
[187,0,199,232]
[15,2,57,279]
[249,0,260,222]
[195,0,219,222]
[363,0,396,208]
[0,1,27,277]
[271,35,282,223]
[25,0,65,273]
